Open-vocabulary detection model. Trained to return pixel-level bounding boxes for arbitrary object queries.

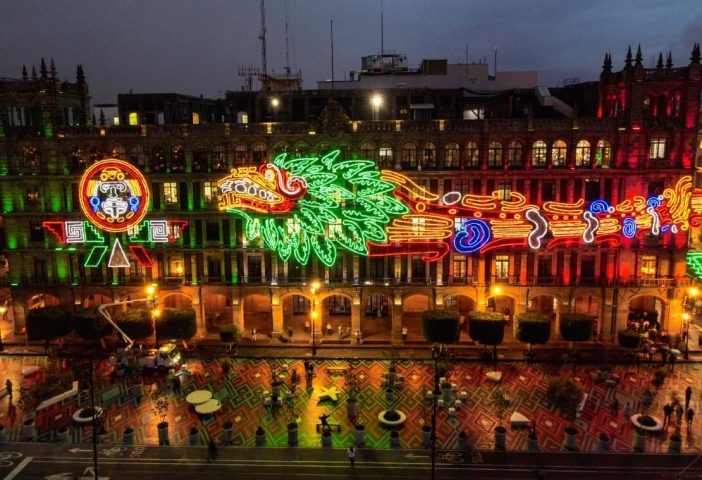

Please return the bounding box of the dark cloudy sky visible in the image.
[2,0,700,104]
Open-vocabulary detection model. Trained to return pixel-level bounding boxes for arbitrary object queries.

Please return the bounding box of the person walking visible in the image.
[207,438,218,462]
[669,352,677,373]
[663,403,674,427]
[687,407,695,428]
[612,398,619,417]
[347,446,356,466]
[5,379,12,400]
[252,328,257,342]
[171,374,181,395]
[686,386,693,411]
[623,402,632,419]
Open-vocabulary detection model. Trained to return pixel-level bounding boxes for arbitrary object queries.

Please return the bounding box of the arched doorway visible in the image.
[362,294,392,341]
[321,294,352,341]
[27,293,60,310]
[628,294,665,341]
[402,294,432,340]
[202,293,232,333]
[243,294,273,339]
[281,293,312,339]
[486,294,516,340]
[529,294,557,341]
[573,294,602,338]
[444,294,475,341]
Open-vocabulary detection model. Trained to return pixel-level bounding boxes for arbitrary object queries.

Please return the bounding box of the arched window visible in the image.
[551,140,567,167]
[507,141,523,168]
[422,142,436,169]
[444,142,459,169]
[464,141,479,168]
[379,144,394,168]
[212,145,226,171]
[152,146,166,172]
[401,142,417,169]
[253,144,268,163]
[89,147,103,164]
[292,142,309,158]
[234,144,248,166]
[360,142,375,160]
[171,145,185,172]
[655,94,667,117]
[487,141,503,168]
[129,146,143,167]
[574,140,591,167]
[70,146,88,172]
[595,140,612,168]
[531,140,548,168]
[110,145,126,159]
[193,145,208,172]
[22,145,39,169]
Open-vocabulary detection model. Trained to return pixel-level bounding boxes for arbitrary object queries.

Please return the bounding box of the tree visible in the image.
[72,307,113,346]
[155,307,197,346]
[25,305,73,343]
[515,312,551,354]
[468,311,505,367]
[114,308,154,341]
[546,377,583,420]
[421,310,461,344]
[560,312,595,373]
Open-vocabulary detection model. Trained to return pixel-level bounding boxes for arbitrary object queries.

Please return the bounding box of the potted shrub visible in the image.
[354,423,365,446]
[668,431,682,453]
[617,329,642,350]
[123,427,135,446]
[564,426,578,451]
[255,425,266,447]
[343,368,360,419]
[515,312,551,359]
[151,394,170,446]
[598,432,610,452]
[285,404,299,447]
[491,385,510,451]
[560,312,595,373]
[156,307,197,349]
[222,421,234,446]
[468,311,505,372]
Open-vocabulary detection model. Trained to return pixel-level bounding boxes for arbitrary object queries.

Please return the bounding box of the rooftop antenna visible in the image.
[284,0,291,74]
[330,19,335,88]
[380,0,384,56]
[259,0,267,76]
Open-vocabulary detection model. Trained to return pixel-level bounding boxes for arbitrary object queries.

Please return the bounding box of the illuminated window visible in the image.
[89,147,103,164]
[113,116,120,126]
[444,143,459,168]
[595,139,611,168]
[454,217,467,233]
[192,112,200,125]
[26,188,40,205]
[171,145,185,172]
[487,141,503,168]
[128,112,139,126]
[286,218,301,235]
[422,142,436,169]
[495,255,510,281]
[452,257,467,281]
[379,146,393,168]
[212,145,226,171]
[253,144,268,163]
[649,138,666,160]
[234,145,248,166]
[152,146,166,172]
[496,181,511,200]
[640,255,657,277]
[465,141,480,168]
[169,257,184,277]
[203,181,218,203]
[22,145,39,168]
[531,140,548,167]
[164,182,178,204]
[70,146,88,171]
[507,141,523,167]
[328,219,342,240]
[575,140,591,167]
[463,105,484,120]
[551,140,567,167]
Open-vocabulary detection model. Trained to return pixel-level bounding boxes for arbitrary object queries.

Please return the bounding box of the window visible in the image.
[29,221,44,242]
[193,146,207,172]
[551,140,567,167]
[575,140,591,167]
[463,105,484,120]
[412,217,426,237]
[152,146,166,172]
[542,181,556,201]
[495,255,509,281]
[111,145,126,159]
[89,147,103,164]
[487,141,503,168]
[164,182,178,204]
[531,141,548,168]
[70,146,88,171]
[585,179,600,201]
[171,145,185,172]
[647,180,664,198]
[649,138,666,160]
[328,219,342,240]
[360,142,375,161]
[129,146,144,166]
[203,181,219,203]
[465,141,480,168]
[205,221,220,242]
[444,143,459,168]
[234,145,248,166]
[507,141,523,168]
[640,255,657,277]
[379,146,393,168]
[496,181,511,200]
[169,257,184,277]
[452,257,467,281]
[401,142,417,169]
[26,188,40,205]
[253,144,268,163]
[128,112,139,126]
[211,145,226,171]
[422,143,436,169]
[595,140,611,168]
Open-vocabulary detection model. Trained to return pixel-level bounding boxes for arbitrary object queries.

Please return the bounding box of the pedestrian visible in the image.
[686,386,693,411]
[355,330,361,345]
[669,352,677,372]
[635,354,641,372]
[5,379,12,400]
[687,407,695,427]
[612,398,619,417]
[271,393,279,415]
[207,438,218,462]
[347,446,356,466]
[663,403,674,427]
[338,325,343,340]
[402,326,408,341]
[676,403,684,428]
[172,375,181,395]
[623,401,632,419]
[252,328,257,342]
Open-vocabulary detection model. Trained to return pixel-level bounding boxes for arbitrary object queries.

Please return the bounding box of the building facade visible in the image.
[1,45,701,347]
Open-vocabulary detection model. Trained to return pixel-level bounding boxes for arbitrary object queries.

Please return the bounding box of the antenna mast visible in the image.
[284,0,290,74]
[259,0,267,76]
[380,0,384,56]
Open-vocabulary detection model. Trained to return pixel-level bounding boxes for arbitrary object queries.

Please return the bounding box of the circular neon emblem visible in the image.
[79,158,150,232]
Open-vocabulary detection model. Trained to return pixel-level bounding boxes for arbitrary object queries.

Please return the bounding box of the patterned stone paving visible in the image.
[0,354,700,453]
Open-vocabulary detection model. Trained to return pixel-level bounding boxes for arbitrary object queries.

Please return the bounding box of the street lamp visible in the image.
[270,97,280,121]
[310,281,320,356]
[371,94,383,121]
[683,287,699,360]
[429,344,454,480]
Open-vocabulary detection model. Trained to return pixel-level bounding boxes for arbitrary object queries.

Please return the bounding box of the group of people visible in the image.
[662,386,696,430]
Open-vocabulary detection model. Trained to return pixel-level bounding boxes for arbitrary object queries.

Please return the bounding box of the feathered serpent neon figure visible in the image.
[218,150,700,267]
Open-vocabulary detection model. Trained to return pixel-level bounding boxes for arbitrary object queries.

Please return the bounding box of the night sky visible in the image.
[1,0,700,104]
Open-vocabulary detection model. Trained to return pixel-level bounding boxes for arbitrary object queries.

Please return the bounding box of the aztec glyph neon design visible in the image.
[218,150,702,267]
[44,159,187,268]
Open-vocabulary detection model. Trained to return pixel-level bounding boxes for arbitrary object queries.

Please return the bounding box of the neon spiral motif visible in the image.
[622,218,637,238]
[589,200,611,214]
[453,219,491,254]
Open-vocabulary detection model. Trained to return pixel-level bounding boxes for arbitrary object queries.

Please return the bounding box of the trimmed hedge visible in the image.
[515,312,551,345]
[26,305,73,341]
[114,308,154,340]
[559,312,595,342]
[219,323,239,343]
[421,310,460,344]
[156,307,197,341]
[468,311,505,346]
[73,307,114,340]
[618,329,641,349]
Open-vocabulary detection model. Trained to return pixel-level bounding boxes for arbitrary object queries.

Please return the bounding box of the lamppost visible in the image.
[429,344,454,480]
[310,281,320,356]
[683,287,699,360]
[270,97,280,121]
[0,304,6,352]
[371,93,383,121]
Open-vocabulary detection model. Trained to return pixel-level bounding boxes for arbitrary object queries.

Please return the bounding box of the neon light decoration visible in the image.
[44,158,187,268]
[219,150,700,266]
